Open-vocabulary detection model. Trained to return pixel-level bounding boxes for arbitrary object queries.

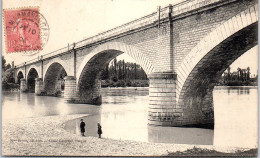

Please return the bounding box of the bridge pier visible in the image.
[64,76,77,102]
[148,73,177,126]
[148,73,214,127]
[20,78,27,92]
[35,78,44,95]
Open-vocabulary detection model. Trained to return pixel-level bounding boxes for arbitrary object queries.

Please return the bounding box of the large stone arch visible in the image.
[76,42,154,104]
[76,42,154,83]
[43,61,69,96]
[16,68,24,78]
[26,65,40,80]
[175,4,258,125]
[43,58,72,80]
[16,71,24,84]
[15,67,25,84]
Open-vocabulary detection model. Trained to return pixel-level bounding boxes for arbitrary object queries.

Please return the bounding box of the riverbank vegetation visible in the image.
[100,59,149,87]
[2,68,19,90]
[218,66,257,86]
[2,56,19,90]
[101,79,149,87]
[100,59,258,87]
[166,146,257,157]
[2,55,258,90]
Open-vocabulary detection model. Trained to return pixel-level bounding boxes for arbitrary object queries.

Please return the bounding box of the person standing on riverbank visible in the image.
[97,123,102,138]
[80,119,86,136]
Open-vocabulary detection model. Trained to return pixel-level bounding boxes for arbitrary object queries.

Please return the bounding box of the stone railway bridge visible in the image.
[14,0,258,126]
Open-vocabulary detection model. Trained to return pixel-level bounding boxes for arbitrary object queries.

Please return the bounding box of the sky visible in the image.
[2,0,258,75]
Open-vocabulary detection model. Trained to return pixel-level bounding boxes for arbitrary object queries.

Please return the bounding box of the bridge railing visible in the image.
[73,0,224,49]
[15,0,225,68]
[42,46,68,59]
[15,45,74,68]
[170,0,223,17]
[74,7,170,49]
[15,6,169,68]
[15,57,38,67]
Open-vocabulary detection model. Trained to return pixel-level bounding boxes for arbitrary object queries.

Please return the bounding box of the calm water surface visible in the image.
[2,86,257,147]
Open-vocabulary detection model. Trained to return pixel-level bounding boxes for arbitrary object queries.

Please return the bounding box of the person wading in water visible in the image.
[80,119,86,136]
[97,123,102,138]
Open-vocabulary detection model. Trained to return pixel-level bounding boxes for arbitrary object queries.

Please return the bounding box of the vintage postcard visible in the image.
[1,0,258,156]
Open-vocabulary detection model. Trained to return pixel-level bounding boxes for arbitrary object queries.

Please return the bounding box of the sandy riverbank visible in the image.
[2,114,257,156]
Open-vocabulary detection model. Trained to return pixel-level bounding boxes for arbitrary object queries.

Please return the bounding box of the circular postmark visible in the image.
[3,8,49,55]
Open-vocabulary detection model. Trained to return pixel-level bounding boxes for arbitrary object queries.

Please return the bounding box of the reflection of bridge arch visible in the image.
[176,5,258,125]
[27,68,39,92]
[76,42,154,104]
[43,62,67,95]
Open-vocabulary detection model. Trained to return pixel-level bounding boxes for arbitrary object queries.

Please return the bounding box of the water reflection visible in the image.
[2,86,257,147]
[216,86,252,95]
[148,126,213,145]
[65,88,213,145]
[213,86,257,148]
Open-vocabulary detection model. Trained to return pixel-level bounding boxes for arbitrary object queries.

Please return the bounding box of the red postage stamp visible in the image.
[3,8,45,53]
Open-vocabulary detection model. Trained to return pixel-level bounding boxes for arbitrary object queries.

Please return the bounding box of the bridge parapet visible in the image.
[171,0,234,18]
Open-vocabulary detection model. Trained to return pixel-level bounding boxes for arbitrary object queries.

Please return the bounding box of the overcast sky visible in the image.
[2,0,258,75]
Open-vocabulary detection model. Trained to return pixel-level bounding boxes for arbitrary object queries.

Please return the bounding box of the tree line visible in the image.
[2,55,257,90]
[2,56,11,73]
[218,66,257,86]
[100,58,149,87]
[2,56,18,90]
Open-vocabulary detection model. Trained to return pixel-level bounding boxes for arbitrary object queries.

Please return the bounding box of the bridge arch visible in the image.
[43,62,68,96]
[76,42,154,104]
[27,68,39,92]
[17,71,24,85]
[176,5,258,125]
[43,58,72,79]
[26,65,40,80]
[76,42,154,83]
[16,68,24,78]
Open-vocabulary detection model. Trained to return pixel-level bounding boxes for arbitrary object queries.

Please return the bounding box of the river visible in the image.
[2,86,257,148]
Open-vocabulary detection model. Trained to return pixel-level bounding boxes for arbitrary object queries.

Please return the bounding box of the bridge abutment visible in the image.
[20,78,27,92]
[35,78,44,95]
[148,73,177,126]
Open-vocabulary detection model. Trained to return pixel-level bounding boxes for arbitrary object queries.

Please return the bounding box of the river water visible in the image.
[2,86,258,147]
